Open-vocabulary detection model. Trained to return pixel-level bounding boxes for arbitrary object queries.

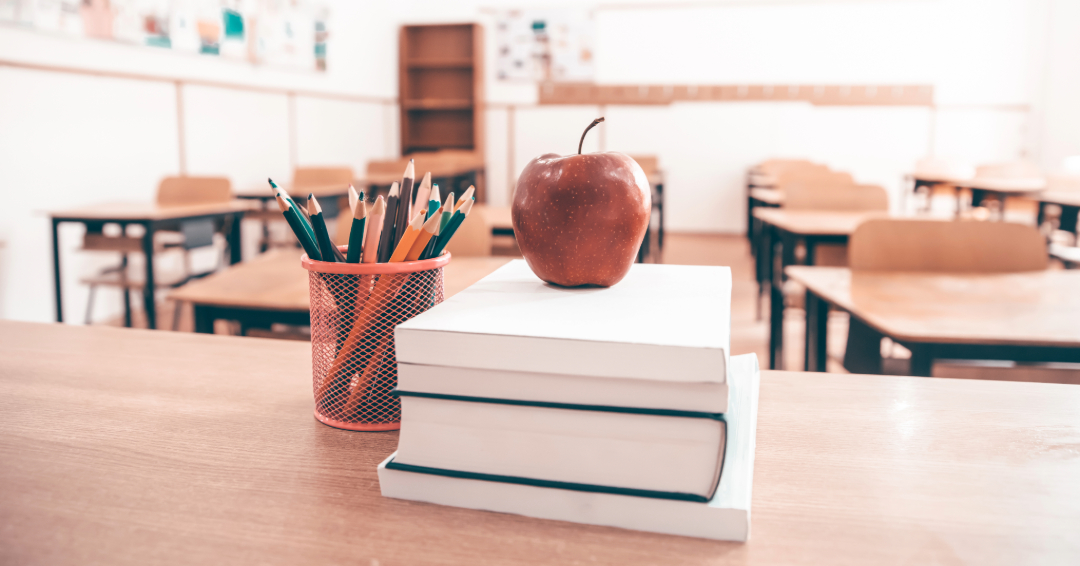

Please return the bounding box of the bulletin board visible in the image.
[495,9,593,83]
[0,0,330,72]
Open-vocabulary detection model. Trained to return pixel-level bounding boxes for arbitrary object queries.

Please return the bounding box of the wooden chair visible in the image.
[82,176,233,328]
[842,219,1048,374]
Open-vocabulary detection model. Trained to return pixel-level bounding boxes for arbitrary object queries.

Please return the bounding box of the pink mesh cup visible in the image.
[302,247,449,431]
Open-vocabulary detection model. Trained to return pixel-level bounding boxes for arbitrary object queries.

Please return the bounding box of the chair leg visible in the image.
[84,284,97,325]
[172,300,184,331]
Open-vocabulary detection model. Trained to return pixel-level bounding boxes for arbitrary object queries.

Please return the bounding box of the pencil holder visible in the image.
[302,247,450,431]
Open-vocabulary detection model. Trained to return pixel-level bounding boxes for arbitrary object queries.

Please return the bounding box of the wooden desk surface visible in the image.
[1,321,1078,564]
[961,178,1047,193]
[1039,190,1080,208]
[748,187,783,205]
[170,252,512,310]
[234,183,352,200]
[50,200,257,221]
[786,265,1080,347]
[752,208,886,236]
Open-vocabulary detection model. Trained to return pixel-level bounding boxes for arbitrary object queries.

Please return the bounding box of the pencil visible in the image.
[269,178,317,245]
[389,210,426,262]
[456,185,475,209]
[430,198,474,258]
[420,214,442,259]
[308,194,345,262]
[346,199,368,263]
[414,172,432,213]
[426,183,441,221]
[397,159,415,238]
[439,193,455,231]
[406,207,443,261]
[276,195,322,261]
[378,182,400,263]
[363,196,386,263]
[348,185,361,214]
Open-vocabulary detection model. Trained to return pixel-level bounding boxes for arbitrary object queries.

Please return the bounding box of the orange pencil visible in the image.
[389,210,426,262]
[405,206,443,261]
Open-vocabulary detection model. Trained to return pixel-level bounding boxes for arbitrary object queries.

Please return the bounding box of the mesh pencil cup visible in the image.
[302,247,450,431]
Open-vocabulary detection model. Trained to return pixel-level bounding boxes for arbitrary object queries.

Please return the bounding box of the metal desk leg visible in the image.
[908,344,934,377]
[756,223,773,321]
[193,305,215,334]
[51,218,64,323]
[769,279,784,370]
[142,223,157,330]
[805,290,829,372]
[227,213,243,265]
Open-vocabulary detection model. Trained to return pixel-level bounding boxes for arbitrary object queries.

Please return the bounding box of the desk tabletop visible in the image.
[960,178,1047,193]
[170,252,512,310]
[1,321,1077,564]
[752,208,886,236]
[786,266,1080,347]
[234,183,352,200]
[1039,190,1080,208]
[50,200,257,221]
[748,187,784,205]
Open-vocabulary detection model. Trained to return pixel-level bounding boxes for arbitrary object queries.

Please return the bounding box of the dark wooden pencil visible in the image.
[377,182,400,263]
[308,194,345,262]
[396,159,415,247]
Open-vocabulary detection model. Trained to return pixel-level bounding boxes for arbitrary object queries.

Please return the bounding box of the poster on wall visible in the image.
[0,0,330,72]
[496,9,593,82]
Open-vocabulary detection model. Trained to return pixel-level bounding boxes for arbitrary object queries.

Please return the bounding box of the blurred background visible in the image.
[1,0,1077,356]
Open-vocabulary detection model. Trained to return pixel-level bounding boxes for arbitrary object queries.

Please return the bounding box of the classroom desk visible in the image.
[2,320,1078,564]
[787,265,1080,376]
[1037,190,1080,236]
[171,251,512,334]
[50,200,254,330]
[234,184,353,253]
[752,208,886,368]
[746,188,783,258]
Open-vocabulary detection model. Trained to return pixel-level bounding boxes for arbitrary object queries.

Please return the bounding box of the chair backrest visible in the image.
[292,167,354,190]
[913,157,975,182]
[756,159,820,177]
[776,168,852,188]
[975,160,1042,180]
[444,206,493,257]
[849,219,1048,273]
[784,183,889,212]
[156,176,232,207]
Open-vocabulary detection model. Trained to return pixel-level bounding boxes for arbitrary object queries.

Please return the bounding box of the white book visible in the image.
[378,354,760,542]
[396,363,729,413]
[395,260,732,383]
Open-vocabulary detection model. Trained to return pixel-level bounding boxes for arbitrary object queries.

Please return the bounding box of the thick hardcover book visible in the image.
[378,355,759,541]
[395,260,732,383]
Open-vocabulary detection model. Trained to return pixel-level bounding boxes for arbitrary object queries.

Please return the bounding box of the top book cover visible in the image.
[395,260,732,383]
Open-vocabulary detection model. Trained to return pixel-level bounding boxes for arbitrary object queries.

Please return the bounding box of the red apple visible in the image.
[512,118,651,287]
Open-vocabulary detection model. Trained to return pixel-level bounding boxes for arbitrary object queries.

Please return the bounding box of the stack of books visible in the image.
[378,260,760,541]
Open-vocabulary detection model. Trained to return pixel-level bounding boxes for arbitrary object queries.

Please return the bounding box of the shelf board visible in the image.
[403,100,474,110]
[406,60,474,69]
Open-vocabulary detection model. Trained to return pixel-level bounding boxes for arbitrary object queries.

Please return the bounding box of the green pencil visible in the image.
[426,183,441,221]
[346,199,367,263]
[439,192,455,231]
[276,195,322,261]
[429,198,474,258]
[269,178,317,245]
[308,194,345,262]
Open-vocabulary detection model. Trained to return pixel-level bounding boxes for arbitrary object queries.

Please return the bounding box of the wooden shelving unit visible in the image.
[399,24,484,156]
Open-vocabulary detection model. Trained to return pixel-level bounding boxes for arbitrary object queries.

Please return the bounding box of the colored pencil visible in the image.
[420,215,442,259]
[346,199,368,263]
[456,185,475,209]
[269,178,317,244]
[426,183,441,221]
[348,185,361,214]
[406,207,443,261]
[389,210,426,262]
[439,193,455,231]
[430,198,474,258]
[397,160,415,238]
[276,195,322,261]
[308,194,345,262]
[378,182,400,263]
[414,172,432,213]
[363,196,386,263]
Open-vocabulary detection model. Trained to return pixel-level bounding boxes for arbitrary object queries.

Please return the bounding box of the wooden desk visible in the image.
[171,252,512,334]
[1037,191,1080,237]
[50,200,255,329]
[787,266,1080,375]
[2,320,1078,564]
[752,209,887,369]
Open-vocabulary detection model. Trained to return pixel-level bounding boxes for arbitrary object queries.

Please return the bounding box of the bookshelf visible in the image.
[399,24,484,156]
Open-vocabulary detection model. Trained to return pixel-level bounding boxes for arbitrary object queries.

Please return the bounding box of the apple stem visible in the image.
[578,117,605,155]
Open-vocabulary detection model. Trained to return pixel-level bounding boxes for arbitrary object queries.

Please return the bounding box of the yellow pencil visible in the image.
[405,207,443,261]
[389,210,426,262]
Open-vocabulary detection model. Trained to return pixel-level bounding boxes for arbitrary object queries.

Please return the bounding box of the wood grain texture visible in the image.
[50,200,256,221]
[752,209,888,236]
[1,321,1078,565]
[170,252,510,310]
[786,266,1080,346]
